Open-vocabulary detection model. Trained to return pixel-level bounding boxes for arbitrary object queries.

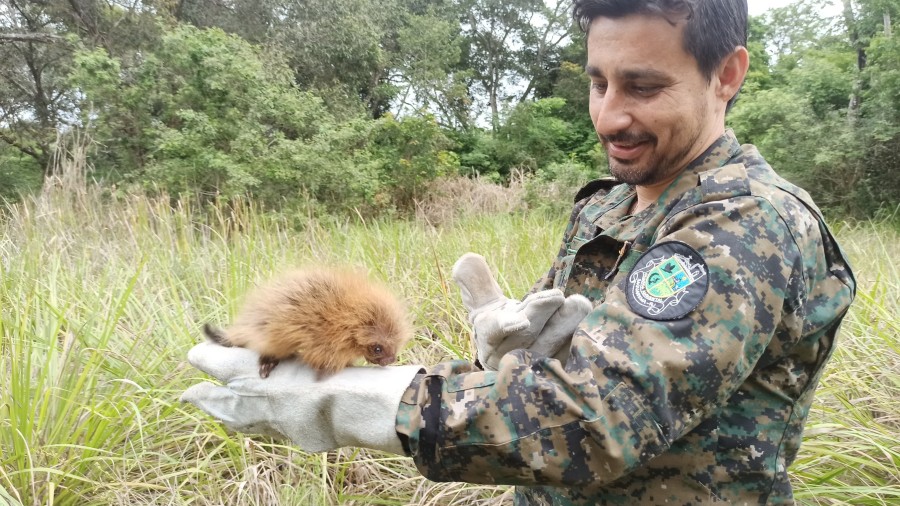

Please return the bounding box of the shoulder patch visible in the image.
[626,241,708,321]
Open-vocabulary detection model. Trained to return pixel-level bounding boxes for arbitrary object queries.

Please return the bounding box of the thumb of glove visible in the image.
[451,252,505,312]
[471,307,530,347]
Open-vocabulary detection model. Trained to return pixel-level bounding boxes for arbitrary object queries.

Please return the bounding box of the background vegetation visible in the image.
[1,0,899,216]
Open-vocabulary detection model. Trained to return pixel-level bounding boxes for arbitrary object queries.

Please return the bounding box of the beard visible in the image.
[601,103,708,186]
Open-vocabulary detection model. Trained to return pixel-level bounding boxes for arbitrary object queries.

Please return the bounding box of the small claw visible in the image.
[258,356,280,378]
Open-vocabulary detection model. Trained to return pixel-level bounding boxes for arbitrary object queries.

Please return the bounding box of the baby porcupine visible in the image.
[203,267,413,379]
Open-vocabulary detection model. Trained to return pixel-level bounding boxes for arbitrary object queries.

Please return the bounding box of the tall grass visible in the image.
[1,186,897,505]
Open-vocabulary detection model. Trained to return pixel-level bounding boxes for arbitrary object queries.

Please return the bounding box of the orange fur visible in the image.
[207,267,413,378]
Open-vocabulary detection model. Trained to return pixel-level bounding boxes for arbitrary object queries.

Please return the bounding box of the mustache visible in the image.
[599,131,656,145]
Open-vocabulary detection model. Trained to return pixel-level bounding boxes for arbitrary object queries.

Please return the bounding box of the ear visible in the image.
[716,46,749,104]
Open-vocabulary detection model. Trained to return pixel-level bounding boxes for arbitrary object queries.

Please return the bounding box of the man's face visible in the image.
[586,15,725,186]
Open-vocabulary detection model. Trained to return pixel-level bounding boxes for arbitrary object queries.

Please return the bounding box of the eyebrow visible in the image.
[584,65,673,83]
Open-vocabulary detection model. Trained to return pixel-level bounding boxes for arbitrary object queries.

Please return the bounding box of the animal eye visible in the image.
[371,345,383,355]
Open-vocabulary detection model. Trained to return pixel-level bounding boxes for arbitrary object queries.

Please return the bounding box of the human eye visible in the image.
[632,84,662,97]
[590,81,608,95]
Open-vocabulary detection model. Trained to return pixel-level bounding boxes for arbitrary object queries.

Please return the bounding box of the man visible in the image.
[183,0,856,504]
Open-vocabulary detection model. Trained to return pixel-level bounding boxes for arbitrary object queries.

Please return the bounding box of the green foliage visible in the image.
[368,113,460,211]
[787,49,856,118]
[743,15,774,93]
[395,9,472,128]
[524,158,595,214]
[858,33,900,214]
[270,0,404,117]
[71,26,331,200]
[492,98,578,174]
[0,145,43,202]
[863,34,900,132]
[453,128,502,179]
[729,1,900,216]
[70,26,460,215]
[2,0,898,218]
[728,88,866,213]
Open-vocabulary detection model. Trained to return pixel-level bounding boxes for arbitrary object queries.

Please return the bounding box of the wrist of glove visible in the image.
[452,253,592,371]
[181,341,422,454]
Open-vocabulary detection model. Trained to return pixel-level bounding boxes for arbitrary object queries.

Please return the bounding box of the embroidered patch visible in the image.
[626,241,708,320]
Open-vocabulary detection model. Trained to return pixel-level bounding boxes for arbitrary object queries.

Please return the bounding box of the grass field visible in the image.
[1,186,898,505]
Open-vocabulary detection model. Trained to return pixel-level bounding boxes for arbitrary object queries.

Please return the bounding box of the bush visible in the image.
[0,145,42,202]
[71,26,332,200]
[492,97,578,175]
[368,113,459,211]
[70,27,460,216]
[525,159,596,214]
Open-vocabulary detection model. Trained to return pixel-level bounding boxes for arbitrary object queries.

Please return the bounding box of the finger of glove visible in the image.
[474,292,563,358]
[472,310,530,347]
[483,355,501,371]
[187,341,262,382]
[528,331,571,357]
[451,253,505,311]
[529,294,592,357]
[182,382,289,440]
[541,294,591,339]
[492,335,538,361]
[517,290,566,334]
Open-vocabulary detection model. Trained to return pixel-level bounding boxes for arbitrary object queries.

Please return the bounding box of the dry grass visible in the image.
[413,172,528,226]
[1,180,897,505]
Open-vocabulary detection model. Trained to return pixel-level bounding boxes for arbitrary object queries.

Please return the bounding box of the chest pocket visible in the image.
[556,235,627,303]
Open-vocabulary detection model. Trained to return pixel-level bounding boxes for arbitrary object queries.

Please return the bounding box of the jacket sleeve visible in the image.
[396,195,807,491]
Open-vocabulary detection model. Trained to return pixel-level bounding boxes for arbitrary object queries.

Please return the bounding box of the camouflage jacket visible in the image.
[395,131,856,505]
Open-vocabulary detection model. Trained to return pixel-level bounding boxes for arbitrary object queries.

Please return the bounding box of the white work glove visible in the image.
[181,341,422,454]
[451,252,592,371]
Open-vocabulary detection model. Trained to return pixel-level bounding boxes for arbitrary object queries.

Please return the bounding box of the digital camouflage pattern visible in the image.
[395,131,856,505]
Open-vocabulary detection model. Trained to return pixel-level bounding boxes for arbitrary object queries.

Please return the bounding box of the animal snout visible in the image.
[375,355,396,366]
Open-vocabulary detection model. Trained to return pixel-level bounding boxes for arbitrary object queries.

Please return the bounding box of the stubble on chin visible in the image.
[608,156,660,186]
[605,126,705,187]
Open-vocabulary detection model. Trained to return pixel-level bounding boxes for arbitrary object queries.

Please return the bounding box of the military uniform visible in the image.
[395,131,855,505]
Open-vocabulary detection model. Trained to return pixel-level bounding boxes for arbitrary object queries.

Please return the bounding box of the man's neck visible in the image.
[631,170,682,214]
[630,128,728,214]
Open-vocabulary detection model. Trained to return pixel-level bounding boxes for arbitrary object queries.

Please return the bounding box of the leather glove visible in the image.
[181,341,422,454]
[451,252,592,370]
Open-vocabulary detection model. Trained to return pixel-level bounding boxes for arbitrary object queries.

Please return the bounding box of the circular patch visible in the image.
[626,241,708,321]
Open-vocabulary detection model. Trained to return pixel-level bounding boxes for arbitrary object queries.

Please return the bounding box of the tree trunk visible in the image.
[842,0,864,122]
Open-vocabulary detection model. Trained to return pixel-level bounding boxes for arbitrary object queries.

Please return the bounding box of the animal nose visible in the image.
[377,355,396,366]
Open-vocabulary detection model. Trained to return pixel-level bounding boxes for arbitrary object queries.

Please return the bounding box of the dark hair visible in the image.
[573,0,748,109]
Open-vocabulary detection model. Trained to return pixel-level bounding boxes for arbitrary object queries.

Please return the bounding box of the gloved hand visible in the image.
[451,252,592,370]
[181,341,422,454]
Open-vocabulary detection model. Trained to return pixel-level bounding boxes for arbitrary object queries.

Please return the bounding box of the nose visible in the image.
[376,355,396,366]
[591,86,632,138]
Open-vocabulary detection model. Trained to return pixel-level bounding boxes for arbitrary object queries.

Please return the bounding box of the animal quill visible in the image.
[203,267,413,379]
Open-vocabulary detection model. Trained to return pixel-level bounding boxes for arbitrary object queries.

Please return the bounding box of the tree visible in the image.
[0,0,161,175]
[393,9,473,129]
[71,26,331,198]
[456,0,570,131]
[730,0,900,215]
[282,0,403,117]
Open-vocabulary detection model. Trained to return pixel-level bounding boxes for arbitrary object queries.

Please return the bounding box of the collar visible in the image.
[653,129,743,208]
